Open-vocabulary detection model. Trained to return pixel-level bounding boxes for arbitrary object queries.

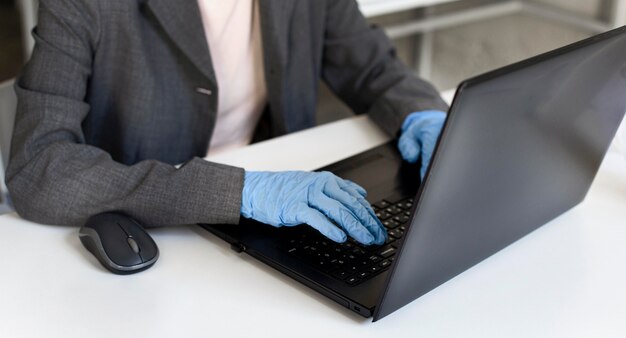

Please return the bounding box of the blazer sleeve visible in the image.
[321,0,449,136]
[5,0,244,227]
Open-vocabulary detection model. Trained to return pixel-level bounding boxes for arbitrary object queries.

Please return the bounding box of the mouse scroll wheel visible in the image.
[127,237,141,254]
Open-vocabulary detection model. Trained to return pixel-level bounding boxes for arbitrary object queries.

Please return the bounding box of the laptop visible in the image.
[200,25,626,321]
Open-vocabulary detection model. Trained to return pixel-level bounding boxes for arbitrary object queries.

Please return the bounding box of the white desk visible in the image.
[2,90,626,336]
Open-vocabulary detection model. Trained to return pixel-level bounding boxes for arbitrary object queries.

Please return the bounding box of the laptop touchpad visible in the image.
[325,148,418,200]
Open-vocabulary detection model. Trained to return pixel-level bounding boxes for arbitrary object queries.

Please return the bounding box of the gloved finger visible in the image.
[323,182,387,244]
[419,128,443,179]
[335,180,381,227]
[339,184,381,228]
[398,130,421,163]
[340,179,367,197]
[309,194,376,245]
[351,197,386,246]
[295,208,347,243]
[322,182,385,245]
[420,140,434,179]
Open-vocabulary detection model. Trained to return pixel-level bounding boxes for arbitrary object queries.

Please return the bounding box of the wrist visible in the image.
[240,171,259,218]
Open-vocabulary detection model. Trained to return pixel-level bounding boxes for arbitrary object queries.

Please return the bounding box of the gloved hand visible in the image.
[398,110,447,179]
[240,171,386,245]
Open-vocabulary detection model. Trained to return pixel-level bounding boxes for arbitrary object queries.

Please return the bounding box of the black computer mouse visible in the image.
[79,212,159,275]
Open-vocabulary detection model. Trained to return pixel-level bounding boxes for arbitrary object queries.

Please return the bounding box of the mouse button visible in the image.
[95,222,127,249]
[138,239,158,263]
[134,231,158,262]
[99,225,142,267]
[115,217,135,235]
[117,218,146,238]
[120,220,158,261]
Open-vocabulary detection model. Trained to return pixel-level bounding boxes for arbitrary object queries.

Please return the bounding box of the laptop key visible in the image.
[397,200,413,210]
[344,253,357,261]
[379,259,392,268]
[346,276,361,285]
[358,271,370,279]
[389,229,403,239]
[384,206,403,215]
[375,211,392,221]
[367,255,382,264]
[384,236,395,246]
[356,259,370,267]
[383,219,400,229]
[332,270,351,280]
[347,265,359,274]
[374,200,390,209]
[351,247,366,256]
[331,259,346,269]
[369,265,381,273]
[393,215,410,224]
[379,246,396,258]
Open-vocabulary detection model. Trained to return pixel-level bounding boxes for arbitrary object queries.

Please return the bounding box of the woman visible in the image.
[6,0,448,245]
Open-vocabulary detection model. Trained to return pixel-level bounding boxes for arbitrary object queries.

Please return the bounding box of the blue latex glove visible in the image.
[240,171,386,245]
[398,110,447,179]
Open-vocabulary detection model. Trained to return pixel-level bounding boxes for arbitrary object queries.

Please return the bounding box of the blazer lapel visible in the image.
[259,0,294,136]
[145,0,294,136]
[145,0,216,83]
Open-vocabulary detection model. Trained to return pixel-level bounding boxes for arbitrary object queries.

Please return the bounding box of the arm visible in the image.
[5,0,243,227]
[321,0,448,136]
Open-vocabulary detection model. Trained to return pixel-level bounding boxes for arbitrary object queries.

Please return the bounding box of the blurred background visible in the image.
[317,0,625,122]
[1,0,625,212]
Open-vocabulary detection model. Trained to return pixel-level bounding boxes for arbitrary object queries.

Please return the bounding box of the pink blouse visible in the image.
[197,0,268,156]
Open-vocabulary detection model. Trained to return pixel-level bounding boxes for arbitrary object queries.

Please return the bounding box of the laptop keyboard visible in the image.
[282,196,414,286]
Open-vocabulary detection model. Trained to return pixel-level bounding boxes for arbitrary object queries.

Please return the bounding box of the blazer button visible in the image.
[196,87,213,96]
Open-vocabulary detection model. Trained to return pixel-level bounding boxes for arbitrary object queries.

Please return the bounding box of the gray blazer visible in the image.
[6,0,448,227]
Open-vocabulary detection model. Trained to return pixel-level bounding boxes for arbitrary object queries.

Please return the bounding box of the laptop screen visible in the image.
[375,26,626,321]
